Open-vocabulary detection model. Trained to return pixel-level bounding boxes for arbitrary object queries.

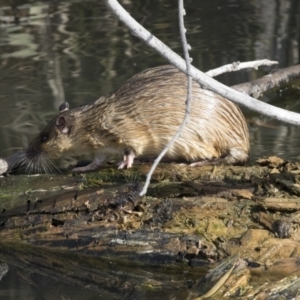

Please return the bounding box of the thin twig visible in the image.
[206,59,278,77]
[139,0,193,196]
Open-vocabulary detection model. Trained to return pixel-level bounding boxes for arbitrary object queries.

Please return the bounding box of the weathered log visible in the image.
[232,64,300,98]
[1,158,300,298]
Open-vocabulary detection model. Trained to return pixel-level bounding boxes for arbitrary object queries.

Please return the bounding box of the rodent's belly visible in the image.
[128,132,220,162]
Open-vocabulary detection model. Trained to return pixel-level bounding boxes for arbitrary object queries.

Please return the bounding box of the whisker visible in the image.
[5,147,60,175]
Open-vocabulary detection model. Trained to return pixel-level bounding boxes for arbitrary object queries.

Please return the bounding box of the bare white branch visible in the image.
[206,60,278,77]
[139,0,193,196]
[104,0,300,125]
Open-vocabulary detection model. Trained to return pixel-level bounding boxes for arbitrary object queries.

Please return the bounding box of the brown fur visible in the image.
[25,65,249,172]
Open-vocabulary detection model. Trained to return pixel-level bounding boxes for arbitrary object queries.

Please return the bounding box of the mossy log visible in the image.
[1,158,300,299]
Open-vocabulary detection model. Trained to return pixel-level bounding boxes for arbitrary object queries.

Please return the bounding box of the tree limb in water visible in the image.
[232,64,300,98]
[104,0,300,125]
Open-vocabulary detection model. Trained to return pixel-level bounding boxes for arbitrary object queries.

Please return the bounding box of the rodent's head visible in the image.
[24,103,79,173]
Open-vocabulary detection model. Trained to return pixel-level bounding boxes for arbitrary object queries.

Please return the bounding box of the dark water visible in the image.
[0,0,300,298]
[0,0,300,162]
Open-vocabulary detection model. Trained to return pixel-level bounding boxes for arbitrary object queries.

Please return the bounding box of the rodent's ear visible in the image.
[59,102,70,112]
[56,116,69,134]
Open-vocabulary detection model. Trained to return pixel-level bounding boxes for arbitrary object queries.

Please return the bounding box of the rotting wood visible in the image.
[1,157,300,298]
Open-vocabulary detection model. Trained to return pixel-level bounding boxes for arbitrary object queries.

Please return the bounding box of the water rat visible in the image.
[24,65,249,173]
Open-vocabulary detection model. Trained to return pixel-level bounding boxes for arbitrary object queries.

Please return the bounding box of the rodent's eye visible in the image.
[40,133,49,143]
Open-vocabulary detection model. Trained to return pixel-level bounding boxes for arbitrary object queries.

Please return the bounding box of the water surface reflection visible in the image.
[0,0,300,298]
[0,0,299,162]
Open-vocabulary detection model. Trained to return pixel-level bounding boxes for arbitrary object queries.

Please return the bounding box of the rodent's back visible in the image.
[99,65,249,164]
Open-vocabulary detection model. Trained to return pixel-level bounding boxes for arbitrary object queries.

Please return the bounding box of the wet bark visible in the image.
[232,64,300,98]
[1,158,300,298]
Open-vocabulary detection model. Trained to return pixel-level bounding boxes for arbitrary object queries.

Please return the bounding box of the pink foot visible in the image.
[118,150,135,169]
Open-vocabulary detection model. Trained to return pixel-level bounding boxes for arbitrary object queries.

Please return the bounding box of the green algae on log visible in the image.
[1,157,300,298]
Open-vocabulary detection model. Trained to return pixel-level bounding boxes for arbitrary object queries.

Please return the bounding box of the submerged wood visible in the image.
[1,158,300,298]
[232,64,300,98]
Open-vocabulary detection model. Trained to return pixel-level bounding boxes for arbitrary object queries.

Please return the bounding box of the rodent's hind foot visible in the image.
[118,151,135,169]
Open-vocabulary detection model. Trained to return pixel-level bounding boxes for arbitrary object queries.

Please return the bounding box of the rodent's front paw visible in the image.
[72,162,102,172]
